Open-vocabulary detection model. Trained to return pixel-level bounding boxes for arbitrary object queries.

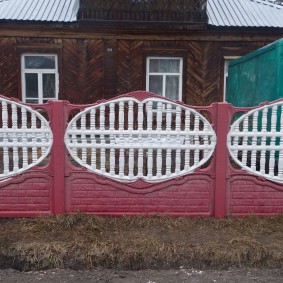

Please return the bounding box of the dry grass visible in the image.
[1,214,283,271]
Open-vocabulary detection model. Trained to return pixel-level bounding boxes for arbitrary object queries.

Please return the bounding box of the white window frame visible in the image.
[21,54,59,104]
[223,56,240,102]
[146,56,183,101]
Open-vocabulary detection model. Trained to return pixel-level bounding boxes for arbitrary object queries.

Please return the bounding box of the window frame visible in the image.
[21,53,59,104]
[146,56,183,101]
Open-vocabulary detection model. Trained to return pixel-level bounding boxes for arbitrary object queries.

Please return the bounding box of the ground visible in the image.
[1,214,283,281]
[1,268,283,282]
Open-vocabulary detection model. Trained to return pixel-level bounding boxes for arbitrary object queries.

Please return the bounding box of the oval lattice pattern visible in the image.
[65,95,216,182]
[228,100,283,183]
[0,97,53,179]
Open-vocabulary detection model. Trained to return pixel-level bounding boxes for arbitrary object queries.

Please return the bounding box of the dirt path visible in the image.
[1,268,283,283]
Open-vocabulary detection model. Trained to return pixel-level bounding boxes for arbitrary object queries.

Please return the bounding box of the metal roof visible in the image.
[0,0,79,22]
[0,0,283,27]
[207,0,283,27]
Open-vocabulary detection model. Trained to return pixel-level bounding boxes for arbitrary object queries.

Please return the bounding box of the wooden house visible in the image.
[1,0,283,106]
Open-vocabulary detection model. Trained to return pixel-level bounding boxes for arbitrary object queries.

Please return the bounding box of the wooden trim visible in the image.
[103,39,118,99]
[16,43,63,50]
[1,24,283,41]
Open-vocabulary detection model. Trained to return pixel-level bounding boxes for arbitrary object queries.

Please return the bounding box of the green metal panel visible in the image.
[226,39,283,107]
[227,40,283,157]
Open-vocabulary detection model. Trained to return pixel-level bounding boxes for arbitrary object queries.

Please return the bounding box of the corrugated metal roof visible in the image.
[0,0,283,27]
[0,0,79,22]
[207,0,283,27]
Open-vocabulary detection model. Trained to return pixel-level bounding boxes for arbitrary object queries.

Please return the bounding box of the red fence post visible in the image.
[51,100,66,214]
[214,103,231,218]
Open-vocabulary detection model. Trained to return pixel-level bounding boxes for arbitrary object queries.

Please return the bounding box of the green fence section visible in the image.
[226,39,283,107]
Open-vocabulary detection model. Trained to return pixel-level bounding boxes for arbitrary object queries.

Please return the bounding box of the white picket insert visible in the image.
[228,100,283,183]
[65,96,216,182]
[0,97,53,179]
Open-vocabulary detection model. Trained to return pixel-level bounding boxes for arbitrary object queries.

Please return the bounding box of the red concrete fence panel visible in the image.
[0,91,283,218]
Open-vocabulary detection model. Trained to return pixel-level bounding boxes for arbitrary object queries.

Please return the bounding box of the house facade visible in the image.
[1,0,283,106]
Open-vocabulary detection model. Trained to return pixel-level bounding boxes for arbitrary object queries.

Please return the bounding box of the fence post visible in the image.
[51,100,66,214]
[214,103,231,218]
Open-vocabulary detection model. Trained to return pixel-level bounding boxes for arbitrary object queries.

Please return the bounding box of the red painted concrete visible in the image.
[0,174,53,217]
[51,101,66,214]
[214,103,231,218]
[0,92,283,218]
[65,173,214,216]
[228,176,283,216]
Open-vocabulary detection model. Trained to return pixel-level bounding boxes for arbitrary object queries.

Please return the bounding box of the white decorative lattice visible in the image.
[228,100,283,183]
[65,97,216,182]
[0,97,53,179]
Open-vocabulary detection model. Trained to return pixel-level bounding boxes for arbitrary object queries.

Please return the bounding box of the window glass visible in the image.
[25,55,56,69]
[149,75,163,96]
[149,59,180,73]
[26,99,39,104]
[43,73,56,98]
[165,76,179,100]
[25,73,38,98]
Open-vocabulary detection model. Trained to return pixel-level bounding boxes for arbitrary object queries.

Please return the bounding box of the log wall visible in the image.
[0,33,276,105]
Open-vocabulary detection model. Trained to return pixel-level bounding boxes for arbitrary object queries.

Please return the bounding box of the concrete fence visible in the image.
[1,91,283,218]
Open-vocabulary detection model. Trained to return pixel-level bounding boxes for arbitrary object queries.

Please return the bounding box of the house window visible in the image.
[21,54,59,103]
[146,57,183,101]
[223,56,240,101]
